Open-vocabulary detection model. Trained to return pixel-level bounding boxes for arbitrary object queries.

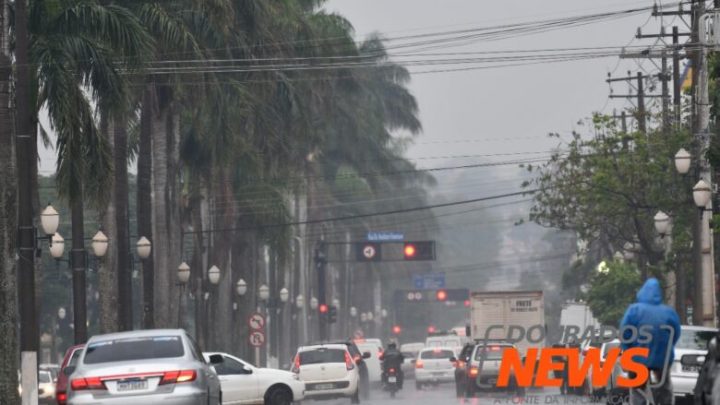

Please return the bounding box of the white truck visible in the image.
[559,301,598,341]
[469,290,546,356]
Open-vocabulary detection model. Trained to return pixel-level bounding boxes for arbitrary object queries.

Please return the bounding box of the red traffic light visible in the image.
[404,244,416,258]
[319,304,329,314]
[392,325,402,335]
[436,289,448,301]
[427,325,436,334]
[464,300,471,308]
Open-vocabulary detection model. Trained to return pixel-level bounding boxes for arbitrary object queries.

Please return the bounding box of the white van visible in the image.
[425,335,467,351]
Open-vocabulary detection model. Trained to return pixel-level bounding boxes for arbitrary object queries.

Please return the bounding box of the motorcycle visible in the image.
[383,367,401,398]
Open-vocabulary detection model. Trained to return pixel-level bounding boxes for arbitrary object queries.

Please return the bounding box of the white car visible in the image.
[355,342,382,385]
[414,347,457,389]
[672,325,717,402]
[292,344,360,403]
[203,352,305,405]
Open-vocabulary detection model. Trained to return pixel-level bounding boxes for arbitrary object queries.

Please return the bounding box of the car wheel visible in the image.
[266,387,293,405]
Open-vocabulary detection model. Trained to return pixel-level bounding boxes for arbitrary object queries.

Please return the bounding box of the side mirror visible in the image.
[410,359,416,365]
[63,366,75,377]
[362,352,371,359]
[209,354,224,365]
[449,357,457,363]
[681,354,706,367]
[241,365,253,375]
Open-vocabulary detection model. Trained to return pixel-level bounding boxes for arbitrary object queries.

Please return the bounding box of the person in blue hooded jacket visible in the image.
[620,278,681,405]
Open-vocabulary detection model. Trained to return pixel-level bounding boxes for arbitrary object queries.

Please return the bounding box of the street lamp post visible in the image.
[205,266,221,349]
[177,262,191,329]
[234,279,247,356]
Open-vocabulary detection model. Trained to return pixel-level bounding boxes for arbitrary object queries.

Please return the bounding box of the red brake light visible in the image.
[389,368,396,373]
[469,366,479,377]
[160,370,196,385]
[415,360,424,369]
[56,392,68,404]
[490,346,500,351]
[345,351,355,370]
[70,377,105,391]
[292,355,301,374]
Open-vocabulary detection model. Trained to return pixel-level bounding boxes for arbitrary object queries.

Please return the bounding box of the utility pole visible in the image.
[673,26,682,124]
[691,0,717,327]
[637,72,647,133]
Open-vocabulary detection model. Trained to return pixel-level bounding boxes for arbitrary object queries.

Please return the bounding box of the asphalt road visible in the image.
[305,384,607,405]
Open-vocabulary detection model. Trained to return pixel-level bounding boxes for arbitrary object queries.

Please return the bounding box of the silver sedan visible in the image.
[67,329,222,405]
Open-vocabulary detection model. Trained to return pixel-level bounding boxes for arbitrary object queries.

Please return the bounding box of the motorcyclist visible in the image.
[620,278,681,405]
[693,334,719,405]
[380,342,405,388]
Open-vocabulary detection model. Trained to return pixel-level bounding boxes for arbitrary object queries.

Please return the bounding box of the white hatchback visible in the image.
[203,352,305,405]
[414,347,457,389]
[355,342,382,385]
[672,325,717,402]
[292,344,360,403]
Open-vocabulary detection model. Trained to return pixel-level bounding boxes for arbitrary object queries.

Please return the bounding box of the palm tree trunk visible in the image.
[71,191,88,343]
[138,84,155,329]
[0,0,19,396]
[98,118,118,334]
[113,115,132,330]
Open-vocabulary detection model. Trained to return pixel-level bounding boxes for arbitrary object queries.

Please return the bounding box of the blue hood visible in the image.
[636,278,663,305]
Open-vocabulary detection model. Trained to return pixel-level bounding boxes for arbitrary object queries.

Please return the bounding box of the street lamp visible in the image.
[40,204,60,236]
[310,297,318,310]
[259,285,270,301]
[332,298,340,309]
[296,295,305,309]
[350,307,358,317]
[50,233,65,259]
[58,307,66,320]
[675,148,692,174]
[280,288,290,303]
[360,313,368,322]
[136,237,152,259]
[693,180,712,208]
[236,279,248,296]
[381,309,388,318]
[177,262,191,284]
[208,266,221,285]
[91,231,109,258]
[623,241,638,261]
[654,211,671,237]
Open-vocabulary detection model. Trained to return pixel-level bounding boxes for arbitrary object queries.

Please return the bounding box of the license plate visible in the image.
[314,383,334,390]
[432,372,444,376]
[682,365,700,372]
[388,376,397,383]
[117,380,148,392]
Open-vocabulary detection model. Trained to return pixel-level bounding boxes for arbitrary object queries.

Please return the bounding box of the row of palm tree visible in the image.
[0,0,434,397]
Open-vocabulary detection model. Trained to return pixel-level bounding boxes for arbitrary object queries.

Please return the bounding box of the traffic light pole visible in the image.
[315,242,328,341]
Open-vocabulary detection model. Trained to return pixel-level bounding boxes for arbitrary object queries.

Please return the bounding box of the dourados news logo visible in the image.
[476,325,676,389]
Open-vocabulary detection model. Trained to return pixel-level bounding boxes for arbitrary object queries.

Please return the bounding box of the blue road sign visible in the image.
[413,273,446,290]
[367,231,405,242]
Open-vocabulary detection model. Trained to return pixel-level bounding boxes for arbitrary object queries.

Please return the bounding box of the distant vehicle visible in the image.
[56,344,84,405]
[321,340,371,399]
[292,344,361,403]
[355,341,382,385]
[672,325,717,403]
[559,302,598,339]
[400,342,425,380]
[38,369,56,404]
[203,351,305,405]
[461,342,523,398]
[414,347,457,390]
[454,343,475,397]
[40,364,60,382]
[425,334,467,351]
[468,290,546,357]
[66,329,222,405]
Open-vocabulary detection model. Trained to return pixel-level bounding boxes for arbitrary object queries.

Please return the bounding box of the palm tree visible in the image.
[0,0,19,400]
[31,0,152,342]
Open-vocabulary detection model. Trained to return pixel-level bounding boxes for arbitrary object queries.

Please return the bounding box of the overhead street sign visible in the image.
[249,331,266,347]
[413,273,446,290]
[356,242,382,262]
[248,313,266,330]
[367,231,405,242]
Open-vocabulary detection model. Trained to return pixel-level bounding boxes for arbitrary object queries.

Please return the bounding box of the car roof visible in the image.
[420,346,456,352]
[86,329,186,344]
[681,325,717,332]
[299,344,348,351]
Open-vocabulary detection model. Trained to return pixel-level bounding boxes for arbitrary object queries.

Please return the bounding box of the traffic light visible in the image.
[319,304,328,314]
[436,289,448,302]
[392,325,402,335]
[403,241,435,261]
[427,325,436,334]
[328,306,338,324]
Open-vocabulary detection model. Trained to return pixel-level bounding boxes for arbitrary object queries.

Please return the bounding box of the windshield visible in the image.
[84,336,184,364]
[677,330,716,350]
[38,372,52,383]
[299,348,346,364]
[420,350,454,359]
[476,346,512,361]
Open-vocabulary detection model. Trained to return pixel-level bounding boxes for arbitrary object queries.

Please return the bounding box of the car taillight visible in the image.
[160,370,196,385]
[469,366,479,377]
[345,352,355,371]
[56,392,67,404]
[389,368,396,374]
[415,360,424,369]
[292,355,301,374]
[457,360,466,369]
[70,377,105,391]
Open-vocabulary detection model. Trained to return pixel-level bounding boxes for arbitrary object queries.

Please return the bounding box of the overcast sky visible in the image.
[38,1,673,180]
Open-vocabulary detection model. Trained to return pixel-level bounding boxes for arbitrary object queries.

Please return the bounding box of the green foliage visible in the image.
[584,260,642,326]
